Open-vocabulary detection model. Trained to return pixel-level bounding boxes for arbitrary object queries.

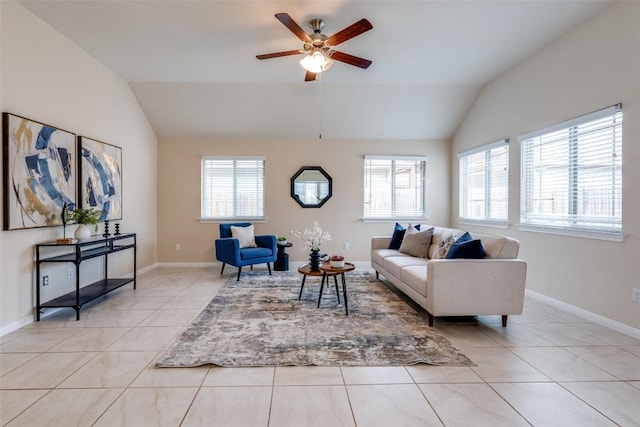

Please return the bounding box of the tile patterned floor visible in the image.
[1,266,639,426]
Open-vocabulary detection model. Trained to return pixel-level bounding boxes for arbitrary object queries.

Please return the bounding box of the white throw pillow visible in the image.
[231,225,257,248]
[399,225,434,258]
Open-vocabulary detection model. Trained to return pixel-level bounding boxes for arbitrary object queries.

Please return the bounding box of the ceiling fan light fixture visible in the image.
[299,50,333,73]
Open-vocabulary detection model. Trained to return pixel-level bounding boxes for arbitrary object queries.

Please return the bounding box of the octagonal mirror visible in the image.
[291,166,332,208]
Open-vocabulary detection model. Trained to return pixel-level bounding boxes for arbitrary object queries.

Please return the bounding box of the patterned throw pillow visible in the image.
[389,223,421,250]
[231,225,257,248]
[433,236,455,259]
[398,225,434,258]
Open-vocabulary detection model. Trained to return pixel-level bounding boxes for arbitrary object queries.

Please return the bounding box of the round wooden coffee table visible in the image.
[320,262,355,315]
[298,263,342,306]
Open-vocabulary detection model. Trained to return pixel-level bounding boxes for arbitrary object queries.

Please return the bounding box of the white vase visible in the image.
[74,224,91,241]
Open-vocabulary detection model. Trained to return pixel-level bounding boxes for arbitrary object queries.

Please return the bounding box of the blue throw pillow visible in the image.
[446,237,486,259]
[389,223,421,250]
[445,232,472,259]
[388,223,406,250]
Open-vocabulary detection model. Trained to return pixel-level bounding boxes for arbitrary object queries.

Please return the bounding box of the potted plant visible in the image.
[277,235,288,246]
[67,208,103,240]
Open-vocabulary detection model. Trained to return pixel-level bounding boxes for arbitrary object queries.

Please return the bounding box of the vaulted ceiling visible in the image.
[19,1,609,140]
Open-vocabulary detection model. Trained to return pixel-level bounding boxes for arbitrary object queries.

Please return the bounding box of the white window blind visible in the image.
[363,156,426,219]
[201,156,265,220]
[519,104,622,237]
[458,140,509,223]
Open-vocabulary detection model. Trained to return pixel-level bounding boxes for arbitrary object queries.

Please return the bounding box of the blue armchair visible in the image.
[215,223,277,281]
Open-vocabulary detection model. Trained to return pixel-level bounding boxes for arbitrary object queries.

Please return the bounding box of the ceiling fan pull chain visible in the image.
[318,75,323,139]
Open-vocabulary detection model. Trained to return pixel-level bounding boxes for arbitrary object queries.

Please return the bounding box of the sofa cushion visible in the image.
[446,239,486,259]
[383,256,428,278]
[371,248,410,266]
[240,247,272,260]
[400,266,428,297]
[399,225,433,258]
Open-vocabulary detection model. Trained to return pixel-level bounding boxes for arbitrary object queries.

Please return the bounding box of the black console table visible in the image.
[35,233,136,321]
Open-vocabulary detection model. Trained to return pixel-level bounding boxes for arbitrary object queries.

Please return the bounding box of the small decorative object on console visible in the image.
[330,255,345,268]
[103,220,110,238]
[114,223,121,236]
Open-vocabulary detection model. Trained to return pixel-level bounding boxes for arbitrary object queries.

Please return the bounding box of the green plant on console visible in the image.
[66,208,103,231]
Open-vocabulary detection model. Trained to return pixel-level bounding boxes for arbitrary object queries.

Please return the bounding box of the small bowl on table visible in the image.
[330,259,345,268]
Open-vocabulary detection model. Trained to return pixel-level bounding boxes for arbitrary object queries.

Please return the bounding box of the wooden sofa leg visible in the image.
[220,263,226,274]
[375,271,379,280]
[236,267,242,281]
[427,313,434,327]
[267,263,272,275]
[502,315,508,327]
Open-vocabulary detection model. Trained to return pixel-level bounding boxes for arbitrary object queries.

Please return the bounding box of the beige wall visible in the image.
[158,137,450,264]
[0,1,158,332]
[451,1,640,329]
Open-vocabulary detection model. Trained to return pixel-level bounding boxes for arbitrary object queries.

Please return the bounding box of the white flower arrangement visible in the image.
[291,221,331,251]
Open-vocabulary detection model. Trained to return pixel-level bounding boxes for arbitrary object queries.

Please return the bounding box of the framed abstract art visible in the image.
[78,136,122,220]
[2,113,76,230]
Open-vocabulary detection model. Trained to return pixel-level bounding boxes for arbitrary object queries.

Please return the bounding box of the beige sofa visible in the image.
[371,226,527,327]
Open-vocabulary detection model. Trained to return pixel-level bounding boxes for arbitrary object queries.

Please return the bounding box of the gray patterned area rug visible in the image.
[156,271,472,367]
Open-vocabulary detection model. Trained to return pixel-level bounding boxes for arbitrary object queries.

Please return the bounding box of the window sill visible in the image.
[518,224,624,242]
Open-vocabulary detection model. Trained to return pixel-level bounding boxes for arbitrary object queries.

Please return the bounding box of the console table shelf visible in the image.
[35,233,136,321]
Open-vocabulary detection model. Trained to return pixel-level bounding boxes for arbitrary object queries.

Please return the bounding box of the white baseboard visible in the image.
[1,264,160,337]
[155,262,217,268]
[525,289,640,340]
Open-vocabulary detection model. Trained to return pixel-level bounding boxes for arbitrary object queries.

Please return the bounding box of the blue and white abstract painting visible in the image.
[2,113,76,230]
[79,136,122,221]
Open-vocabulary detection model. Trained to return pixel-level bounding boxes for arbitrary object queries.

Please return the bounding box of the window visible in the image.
[519,104,622,239]
[458,140,509,224]
[363,156,426,220]
[201,156,265,220]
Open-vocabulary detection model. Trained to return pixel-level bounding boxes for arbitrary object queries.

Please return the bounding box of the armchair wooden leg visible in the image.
[267,263,272,275]
[220,263,226,275]
[375,271,379,280]
[427,313,434,327]
[236,267,242,281]
[502,315,508,327]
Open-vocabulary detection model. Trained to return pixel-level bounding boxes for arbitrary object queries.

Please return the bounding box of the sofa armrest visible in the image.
[255,234,277,254]
[426,259,527,316]
[371,236,392,251]
[215,238,241,266]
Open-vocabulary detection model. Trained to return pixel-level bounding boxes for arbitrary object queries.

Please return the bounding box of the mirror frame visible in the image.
[290,166,333,208]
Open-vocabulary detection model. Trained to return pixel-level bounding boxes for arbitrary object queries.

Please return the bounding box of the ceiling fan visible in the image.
[256,13,373,82]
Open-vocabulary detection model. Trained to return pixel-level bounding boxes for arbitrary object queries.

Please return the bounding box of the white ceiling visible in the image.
[19,0,609,140]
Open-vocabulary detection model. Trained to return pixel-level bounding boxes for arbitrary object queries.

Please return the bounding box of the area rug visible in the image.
[156,271,472,367]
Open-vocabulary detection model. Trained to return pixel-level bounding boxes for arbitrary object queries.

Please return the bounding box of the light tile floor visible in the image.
[1,266,640,426]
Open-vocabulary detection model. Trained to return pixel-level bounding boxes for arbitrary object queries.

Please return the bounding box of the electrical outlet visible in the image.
[343,242,350,250]
[42,275,49,286]
[633,288,640,303]
[67,267,73,279]
[175,243,181,251]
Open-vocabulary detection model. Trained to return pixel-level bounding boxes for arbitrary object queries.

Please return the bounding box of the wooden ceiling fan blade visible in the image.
[304,71,317,82]
[256,50,302,60]
[330,51,372,69]
[326,19,373,46]
[275,13,312,43]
